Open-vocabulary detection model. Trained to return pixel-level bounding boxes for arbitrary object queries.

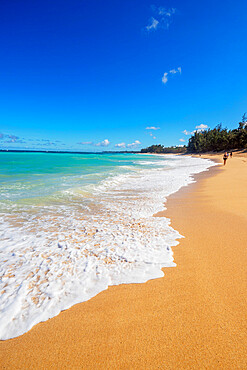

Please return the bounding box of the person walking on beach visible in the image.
[230,151,233,158]
[223,152,228,165]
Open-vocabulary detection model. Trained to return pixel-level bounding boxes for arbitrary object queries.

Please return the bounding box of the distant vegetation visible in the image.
[187,117,247,153]
[141,114,247,154]
[141,144,186,154]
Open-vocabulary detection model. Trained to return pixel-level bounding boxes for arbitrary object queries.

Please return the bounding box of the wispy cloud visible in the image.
[8,134,19,142]
[3,139,26,144]
[162,67,181,85]
[179,138,185,142]
[33,141,57,146]
[0,133,69,149]
[146,126,160,130]
[115,142,126,148]
[158,7,176,17]
[146,17,159,31]
[183,129,191,135]
[169,67,181,74]
[0,133,25,144]
[0,133,66,148]
[127,140,141,148]
[146,6,176,31]
[78,141,93,145]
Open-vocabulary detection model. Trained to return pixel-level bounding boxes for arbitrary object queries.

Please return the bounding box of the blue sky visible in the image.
[0,0,247,151]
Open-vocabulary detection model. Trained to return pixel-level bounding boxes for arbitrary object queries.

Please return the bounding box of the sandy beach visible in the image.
[1,153,246,369]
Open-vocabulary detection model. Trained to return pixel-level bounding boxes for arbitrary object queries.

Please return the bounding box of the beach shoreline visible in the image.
[1,152,246,369]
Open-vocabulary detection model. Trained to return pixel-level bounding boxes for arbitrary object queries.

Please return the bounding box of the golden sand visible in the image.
[1,153,246,369]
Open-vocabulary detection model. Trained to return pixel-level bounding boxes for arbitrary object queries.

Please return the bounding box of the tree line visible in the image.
[187,118,247,153]
[140,144,187,154]
[141,115,247,154]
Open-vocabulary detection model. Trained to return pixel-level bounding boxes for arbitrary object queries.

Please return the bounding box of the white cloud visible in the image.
[162,72,168,84]
[192,125,209,134]
[146,126,160,130]
[182,124,209,137]
[179,138,185,142]
[183,129,191,135]
[169,67,182,74]
[95,139,110,147]
[78,139,111,147]
[146,17,159,31]
[127,140,141,148]
[146,6,176,31]
[153,136,156,139]
[115,142,126,148]
[195,124,208,130]
[162,67,181,85]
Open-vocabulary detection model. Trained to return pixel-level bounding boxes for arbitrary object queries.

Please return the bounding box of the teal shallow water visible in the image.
[0,152,166,202]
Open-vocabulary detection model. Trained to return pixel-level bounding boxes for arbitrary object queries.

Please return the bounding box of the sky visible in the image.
[0,0,247,151]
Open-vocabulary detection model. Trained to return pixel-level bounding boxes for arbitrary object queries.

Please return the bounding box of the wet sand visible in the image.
[1,153,247,369]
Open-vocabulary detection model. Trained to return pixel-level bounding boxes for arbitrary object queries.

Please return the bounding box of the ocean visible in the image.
[0,152,216,340]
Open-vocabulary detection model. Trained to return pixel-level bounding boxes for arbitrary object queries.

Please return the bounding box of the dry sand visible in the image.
[1,153,247,369]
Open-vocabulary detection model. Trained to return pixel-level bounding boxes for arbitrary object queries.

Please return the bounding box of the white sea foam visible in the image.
[0,155,216,340]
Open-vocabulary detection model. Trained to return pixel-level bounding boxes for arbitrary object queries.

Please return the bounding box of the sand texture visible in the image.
[1,153,247,369]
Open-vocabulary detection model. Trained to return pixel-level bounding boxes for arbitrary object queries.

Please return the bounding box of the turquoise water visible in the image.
[0,152,164,202]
